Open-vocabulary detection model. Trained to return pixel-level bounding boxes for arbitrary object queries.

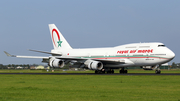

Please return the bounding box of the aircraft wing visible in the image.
[4,51,128,64]
[26,49,127,64]
[4,51,49,59]
[53,56,127,64]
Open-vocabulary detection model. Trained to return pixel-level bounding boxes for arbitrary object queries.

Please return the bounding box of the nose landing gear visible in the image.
[155,70,161,74]
[154,65,161,74]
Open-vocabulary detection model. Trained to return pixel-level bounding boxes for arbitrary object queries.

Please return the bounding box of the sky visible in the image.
[0,0,180,65]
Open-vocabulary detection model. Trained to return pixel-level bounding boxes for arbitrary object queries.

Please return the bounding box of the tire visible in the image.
[119,70,123,74]
[124,70,127,74]
[155,70,158,74]
[155,70,161,74]
[111,70,114,74]
[158,70,161,74]
[102,71,105,74]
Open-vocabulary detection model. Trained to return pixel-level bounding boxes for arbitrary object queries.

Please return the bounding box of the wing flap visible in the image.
[29,49,62,56]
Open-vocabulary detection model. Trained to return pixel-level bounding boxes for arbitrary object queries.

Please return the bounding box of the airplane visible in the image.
[4,24,175,74]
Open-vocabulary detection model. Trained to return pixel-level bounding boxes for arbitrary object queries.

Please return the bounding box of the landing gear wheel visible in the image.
[95,70,98,74]
[124,70,127,73]
[102,71,105,74]
[120,70,123,73]
[111,70,114,74]
[106,69,114,74]
[119,68,128,74]
[155,70,161,74]
[95,70,105,74]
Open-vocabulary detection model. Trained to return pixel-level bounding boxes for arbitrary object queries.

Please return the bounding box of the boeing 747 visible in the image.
[4,24,175,74]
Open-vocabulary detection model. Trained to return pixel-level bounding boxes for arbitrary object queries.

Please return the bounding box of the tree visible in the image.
[171,62,176,68]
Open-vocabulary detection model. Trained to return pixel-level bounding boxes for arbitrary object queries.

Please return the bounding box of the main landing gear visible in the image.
[107,69,114,74]
[119,68,128,74]
[95,69,114,74]
[95,70,105,74]
[95,68,128,74]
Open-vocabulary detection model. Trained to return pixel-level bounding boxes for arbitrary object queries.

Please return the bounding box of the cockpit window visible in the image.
[158,45,165,47]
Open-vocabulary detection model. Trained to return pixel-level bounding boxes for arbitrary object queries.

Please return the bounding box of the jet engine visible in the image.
[49,58,64,68]
[85,60,103,70]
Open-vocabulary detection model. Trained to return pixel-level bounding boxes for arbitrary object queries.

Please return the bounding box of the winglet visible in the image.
[4,51,16,57]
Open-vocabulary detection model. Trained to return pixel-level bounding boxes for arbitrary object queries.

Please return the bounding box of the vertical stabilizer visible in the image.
[49,24,72,50]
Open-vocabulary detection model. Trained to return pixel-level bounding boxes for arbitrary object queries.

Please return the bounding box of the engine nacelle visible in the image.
[49,58,64,68]
[86,60,103,70]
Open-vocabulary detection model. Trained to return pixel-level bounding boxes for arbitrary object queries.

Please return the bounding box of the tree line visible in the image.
[0,64,44,69]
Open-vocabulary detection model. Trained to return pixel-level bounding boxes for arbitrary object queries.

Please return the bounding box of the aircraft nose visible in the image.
[169,50,175,59]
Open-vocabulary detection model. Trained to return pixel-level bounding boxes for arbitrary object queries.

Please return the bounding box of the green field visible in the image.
[0,72,180,101]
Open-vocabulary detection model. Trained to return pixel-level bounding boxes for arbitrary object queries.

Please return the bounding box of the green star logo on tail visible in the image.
[52,28,63,48]
[57,39,63,47]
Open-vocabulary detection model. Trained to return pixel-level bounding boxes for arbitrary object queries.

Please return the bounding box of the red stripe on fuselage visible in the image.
[92,57,168,60]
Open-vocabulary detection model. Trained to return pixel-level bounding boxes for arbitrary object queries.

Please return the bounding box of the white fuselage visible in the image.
[51,42,175,68]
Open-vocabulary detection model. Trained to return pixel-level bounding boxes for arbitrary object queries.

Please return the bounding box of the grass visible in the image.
[0,74,180,101]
